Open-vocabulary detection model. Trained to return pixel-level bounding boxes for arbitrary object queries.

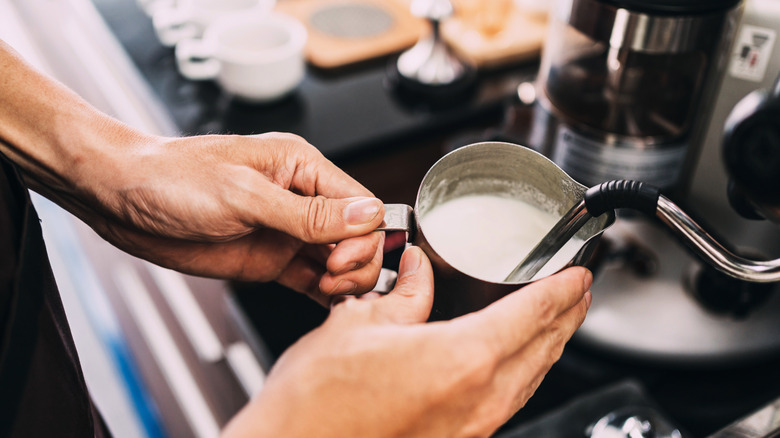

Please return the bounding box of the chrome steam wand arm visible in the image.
[656,196,780,283]
[506,180,780,284]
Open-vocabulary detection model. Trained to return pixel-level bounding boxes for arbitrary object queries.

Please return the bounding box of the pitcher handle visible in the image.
[372,204,414,294]
[376,204,414,233]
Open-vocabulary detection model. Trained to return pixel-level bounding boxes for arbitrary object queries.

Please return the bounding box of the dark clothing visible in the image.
[0,153,110,437]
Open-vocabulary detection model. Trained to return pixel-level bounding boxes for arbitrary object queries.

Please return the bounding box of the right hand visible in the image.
[222,247,593,438]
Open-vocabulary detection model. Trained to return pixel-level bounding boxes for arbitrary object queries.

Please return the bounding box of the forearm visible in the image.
[0,40,153,203]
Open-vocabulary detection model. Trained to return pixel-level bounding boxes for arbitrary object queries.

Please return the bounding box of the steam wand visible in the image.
[504,180,780,284]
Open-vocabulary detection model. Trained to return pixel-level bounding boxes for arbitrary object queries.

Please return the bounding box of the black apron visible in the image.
[0,153,111,437]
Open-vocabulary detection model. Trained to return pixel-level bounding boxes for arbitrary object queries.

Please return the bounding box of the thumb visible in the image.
[262,187,385,243]
[371,247,434,324]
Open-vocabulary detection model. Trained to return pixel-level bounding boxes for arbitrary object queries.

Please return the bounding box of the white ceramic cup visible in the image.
[175,13,307,103]
[153,0,275,47]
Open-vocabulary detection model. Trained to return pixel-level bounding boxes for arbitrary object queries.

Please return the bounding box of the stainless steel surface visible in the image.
[557,0,740,54]
[377,203,414,233]
[409,0,452,20]
[507,180,780,284]
[708,397,780,438]
[589,409,683,438]
[656,196,780,283]
[563,0,780,364]
[112,263,222,438]
[396,0,470,86]
[590,414,656,438]
[533,0,741,190]
[577,215,780,364]
[371,268,400,294]
[689,0,780,232]
[504,200,592,282]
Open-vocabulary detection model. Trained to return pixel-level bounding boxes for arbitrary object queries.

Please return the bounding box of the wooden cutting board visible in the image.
[441,6,548,68]
[276,0,427,69]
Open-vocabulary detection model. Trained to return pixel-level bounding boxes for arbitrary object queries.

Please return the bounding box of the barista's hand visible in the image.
[1,42,385,300]
[222,248,593,438]
[74,132,385,301]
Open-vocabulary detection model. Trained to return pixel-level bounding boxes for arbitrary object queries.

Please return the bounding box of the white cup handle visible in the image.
[175,38,221,80]
[153,7,198,47]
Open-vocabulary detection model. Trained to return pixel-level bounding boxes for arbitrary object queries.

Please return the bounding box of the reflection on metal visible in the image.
[578,216,780,364]
[708,397,780,437]
[504,200,591,283]
[225,342,266,397]
[396,0,471,86]
[113,263,221,438]
[147,265,225,363]
[656,196,780,283]
[373,268,400,294]
[377,204,414,233]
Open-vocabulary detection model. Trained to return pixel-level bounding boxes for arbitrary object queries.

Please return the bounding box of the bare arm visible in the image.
[0,40,384,300]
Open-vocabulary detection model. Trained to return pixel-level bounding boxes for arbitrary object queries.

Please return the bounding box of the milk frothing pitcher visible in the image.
[375,141,615,320]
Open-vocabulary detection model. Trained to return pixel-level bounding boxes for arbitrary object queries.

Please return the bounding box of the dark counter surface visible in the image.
[92,0,535,162]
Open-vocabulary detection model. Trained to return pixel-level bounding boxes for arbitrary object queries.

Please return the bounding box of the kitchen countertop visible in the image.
[92,0,536,162]
[78,2,780,437]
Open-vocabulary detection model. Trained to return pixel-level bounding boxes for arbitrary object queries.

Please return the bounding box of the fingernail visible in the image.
[585,291,593,310]
[328,280,357,295]
[583,269,593,291]
[344,197,381,226]
[399,247,421,278]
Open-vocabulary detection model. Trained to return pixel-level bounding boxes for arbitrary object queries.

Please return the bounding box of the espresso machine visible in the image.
[511,0,780,365]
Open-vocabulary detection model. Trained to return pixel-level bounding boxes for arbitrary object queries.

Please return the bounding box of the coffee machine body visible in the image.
[531,0,741,192]
[515,0,780,364]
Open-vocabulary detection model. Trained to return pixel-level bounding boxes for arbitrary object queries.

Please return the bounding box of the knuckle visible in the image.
[533,293,557,325]
[302,195,331,241]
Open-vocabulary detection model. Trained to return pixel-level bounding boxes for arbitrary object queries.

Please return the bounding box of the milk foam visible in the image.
[420,194,585,282]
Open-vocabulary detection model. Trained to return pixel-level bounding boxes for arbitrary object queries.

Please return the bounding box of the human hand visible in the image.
[51,131,385,302]
[0,43,384,299]
[222,247,592,438]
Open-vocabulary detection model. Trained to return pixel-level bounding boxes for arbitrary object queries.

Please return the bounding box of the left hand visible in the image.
[1,42,386,301]
[48,131,386,303]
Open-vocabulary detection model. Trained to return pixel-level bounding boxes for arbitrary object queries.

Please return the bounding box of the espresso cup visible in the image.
[153,0,275,47]
[175,12,307,103]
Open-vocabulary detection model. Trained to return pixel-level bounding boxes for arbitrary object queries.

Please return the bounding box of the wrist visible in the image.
[0,42,157,205]
[62,115,157,197]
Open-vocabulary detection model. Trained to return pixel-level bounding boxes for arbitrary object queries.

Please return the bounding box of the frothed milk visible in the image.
[421,194,585,282]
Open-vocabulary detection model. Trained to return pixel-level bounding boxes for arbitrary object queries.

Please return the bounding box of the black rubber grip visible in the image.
[584,180,661,217]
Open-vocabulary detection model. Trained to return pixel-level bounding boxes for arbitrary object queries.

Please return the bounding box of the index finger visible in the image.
[286,136,375,199]
[454,267,592,359]
[313,155,374,199]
